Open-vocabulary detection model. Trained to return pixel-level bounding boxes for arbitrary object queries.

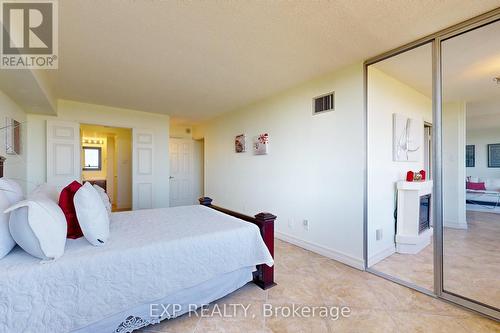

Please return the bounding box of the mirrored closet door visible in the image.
[441,18,500,311]
[365,10,500,319]
[366,42,434,293]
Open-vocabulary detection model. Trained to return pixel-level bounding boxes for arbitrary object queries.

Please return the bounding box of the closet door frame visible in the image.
[362,7,500,320]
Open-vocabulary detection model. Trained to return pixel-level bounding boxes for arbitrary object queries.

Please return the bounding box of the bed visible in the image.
[0,175,276,333]
[466,189,500,207]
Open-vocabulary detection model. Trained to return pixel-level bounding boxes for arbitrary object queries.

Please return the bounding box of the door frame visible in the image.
[76,122,136,209]
[362,8,500,320]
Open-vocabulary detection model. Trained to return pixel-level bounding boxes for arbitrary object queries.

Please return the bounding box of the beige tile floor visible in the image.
[371,237,434,291]
[138,239,500,333]
[371,211,500,308]
[444,211,500,308]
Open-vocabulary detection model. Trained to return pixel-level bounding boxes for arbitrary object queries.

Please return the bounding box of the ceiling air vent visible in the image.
[313,92,335,115]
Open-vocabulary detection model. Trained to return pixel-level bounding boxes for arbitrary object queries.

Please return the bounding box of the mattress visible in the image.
[76,266,254,333]
[466,190,500,204]
[0,205,273,333]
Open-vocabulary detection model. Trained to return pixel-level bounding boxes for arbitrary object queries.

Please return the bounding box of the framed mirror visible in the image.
[82,146,102,171]
[366,42,434,293]
[441,18,500,311]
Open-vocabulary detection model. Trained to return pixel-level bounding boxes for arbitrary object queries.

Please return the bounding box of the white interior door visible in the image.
[106,136,115,204]
[169,138,193,207]
[46,120,81,188]
[132,129,154,210]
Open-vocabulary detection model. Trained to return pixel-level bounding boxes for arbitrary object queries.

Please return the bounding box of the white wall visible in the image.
[170,123,193,139]
[0,90,28,192]
[367,67,432,265]
[443,101,467,229]
[26,100,170,208]
[466,127,500,180]
[194,63,365,269]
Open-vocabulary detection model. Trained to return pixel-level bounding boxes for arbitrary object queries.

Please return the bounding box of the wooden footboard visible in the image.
[0,156,5,177]
[199,197,276,290]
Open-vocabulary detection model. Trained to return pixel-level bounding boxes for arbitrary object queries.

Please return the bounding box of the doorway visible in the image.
[80,124,132,212]
[169,138,204,207]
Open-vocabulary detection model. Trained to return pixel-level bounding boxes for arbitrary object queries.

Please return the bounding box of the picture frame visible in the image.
[465,145,475,167]
[5,117,20,155]
[235,134,246,153]
[392,113,421,162]
[487,144,500,168]
[253,133,269,155]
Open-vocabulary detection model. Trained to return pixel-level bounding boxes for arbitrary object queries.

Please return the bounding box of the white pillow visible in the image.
[93,184,112,216]
[0,191,15,259]
[0,178,24,205]
[74,182,110,246]
[29,183,60,203]
[6,198,67,261]
[483,178,500,192]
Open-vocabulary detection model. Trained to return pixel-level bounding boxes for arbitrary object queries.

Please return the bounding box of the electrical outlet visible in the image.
[376,228,383,241]
[302,219,309,231]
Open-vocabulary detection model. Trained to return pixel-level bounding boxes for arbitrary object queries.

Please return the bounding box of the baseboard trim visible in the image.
[367,244,395,267]
[444,220,468,230]
[275,231,365,270]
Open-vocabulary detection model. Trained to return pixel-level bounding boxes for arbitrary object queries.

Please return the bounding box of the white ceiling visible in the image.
[372,19,500,129]
[28,1,500,121]
[373,19,500,103]
[373,43,433,98]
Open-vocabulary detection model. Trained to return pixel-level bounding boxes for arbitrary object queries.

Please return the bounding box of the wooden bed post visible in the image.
[253,212,277,289]
[199,197,276,290]
[0,156,5,178]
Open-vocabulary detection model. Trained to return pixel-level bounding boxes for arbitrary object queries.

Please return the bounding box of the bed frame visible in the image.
[199,197,276,290]
[0,156,4,177]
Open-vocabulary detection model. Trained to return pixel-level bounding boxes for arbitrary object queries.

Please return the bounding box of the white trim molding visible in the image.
[275,231,365,270]
[443,221,468,230]
[367,244,396,267]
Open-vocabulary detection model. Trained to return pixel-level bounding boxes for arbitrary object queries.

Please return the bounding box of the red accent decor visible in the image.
[466,182,486,191]
[406,171,414,182]
[59,180,84,239]
[420,170,426,181]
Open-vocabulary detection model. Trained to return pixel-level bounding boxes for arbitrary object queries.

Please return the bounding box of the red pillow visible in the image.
[59,180,84,239]
[466,181,486,191]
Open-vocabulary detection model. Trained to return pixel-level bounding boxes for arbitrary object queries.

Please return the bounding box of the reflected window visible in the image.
[83,147,102,170]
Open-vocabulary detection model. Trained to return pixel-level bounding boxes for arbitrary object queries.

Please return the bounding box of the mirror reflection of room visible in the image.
[367,43,434,291]
[80,124,132,212]
[442,19,500,309]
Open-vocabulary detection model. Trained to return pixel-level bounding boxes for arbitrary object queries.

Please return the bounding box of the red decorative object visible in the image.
[466,182,486,191]
[420,170,426,181]
[59,180,84,239]
[406,171,414,182]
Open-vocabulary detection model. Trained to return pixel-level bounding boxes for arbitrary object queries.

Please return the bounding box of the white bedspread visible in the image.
[0,205,273,333]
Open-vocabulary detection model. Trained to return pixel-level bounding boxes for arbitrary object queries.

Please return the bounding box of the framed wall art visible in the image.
[488,143,500,168]
[465,145,475,167]
[253,133,269,155]
[235,134,246,153]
